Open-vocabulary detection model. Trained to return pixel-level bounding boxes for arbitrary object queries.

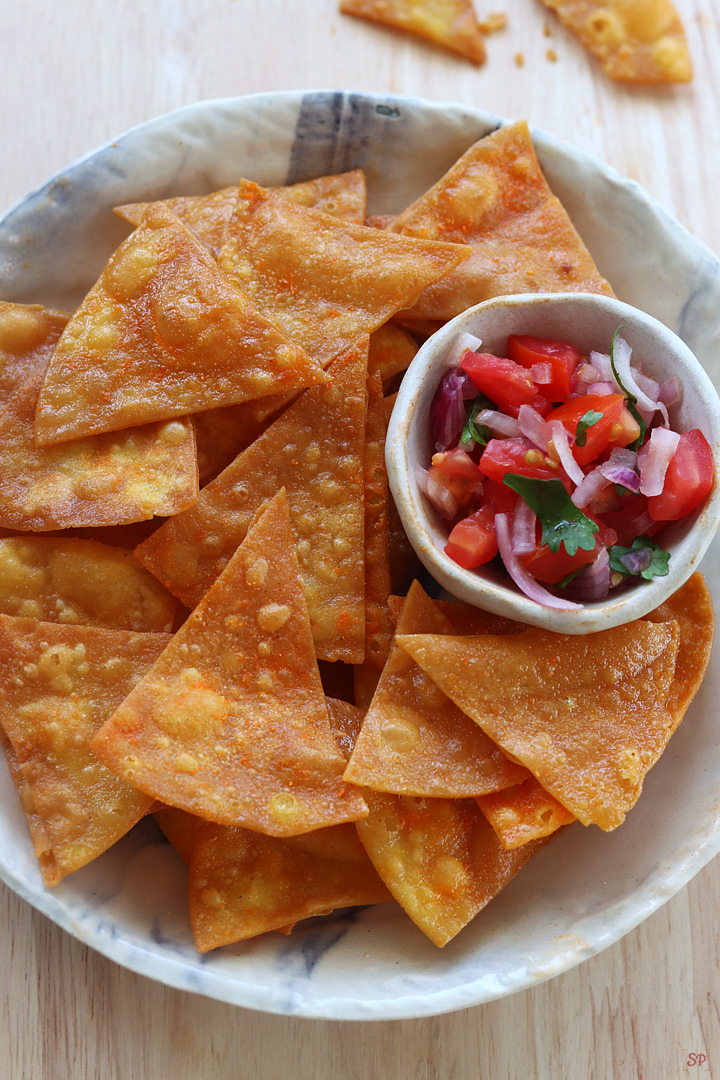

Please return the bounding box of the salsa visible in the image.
[422,331,714,609]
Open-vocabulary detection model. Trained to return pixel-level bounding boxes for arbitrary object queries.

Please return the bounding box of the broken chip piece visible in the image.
[339,0,487,65]
[476,776,575,850]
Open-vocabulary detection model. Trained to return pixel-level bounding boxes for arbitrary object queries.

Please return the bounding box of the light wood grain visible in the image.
[1,2,719,1077]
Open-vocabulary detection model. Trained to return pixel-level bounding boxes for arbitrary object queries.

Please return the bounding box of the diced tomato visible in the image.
[597,493,662,547]
[507,334,581,404]
[648,429,714,522]
[445,505,498,568]
[460,352,539,418]
[545,394,641,466]
[520,517,617,584]
[477,438,567,487]
[429,447,482,507]
[483,477,519,514]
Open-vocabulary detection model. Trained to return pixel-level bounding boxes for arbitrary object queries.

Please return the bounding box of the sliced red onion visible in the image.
[531,362,553,385]
[495,514,582,610]
[549,421,585,487]
[618,546,652,575]
[589,350,615,385]
[612,336,661,414]
[575,363,600,388]
[638,426,680,496]
[415,464,460,521]
[475,409,521,438]
[564,548,611,601]
[587,381,614,396]
[599,464,641,492]
[511,498,537,556]
[659,375,682,407]
[633,369,660,402]
[430,370,475,450]
[517,404,550,451]
[571,466,612,508]
[443,332,483,368]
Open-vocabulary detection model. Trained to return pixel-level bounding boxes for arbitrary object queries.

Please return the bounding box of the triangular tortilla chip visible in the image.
[218,180,471,370]
[0,302,68,397]
[153,804,197,863]
[0,537,176,631]
[339,0,486,65]
[34,203,325,445]
[387,593,526,634]
[356,791,547,945]
[398,622,680,830]
[346,581,530,796]
[135,339,369,662]
[0,360,198,529]
[273,169,368,224]
[93,489,368,835]
[0,616,168,880]
[476,776,575,850]
[539,0,692,83]
[0,726,60,885]
[389,121,614,321]
[368,322,418,384]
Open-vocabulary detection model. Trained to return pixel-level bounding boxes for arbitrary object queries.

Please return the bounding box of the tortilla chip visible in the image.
[0,302,68,397]
[476,777,575,850]
[135,339,368,662]
[93,490,368,836]
[193,403,272,482]
[339,0,487,65]
[539,0,692,82]
[387,491,421,594]
[346,581,529,796]
[0,360,198,530]
[274,169,368,224]
[398,622,681,830]
[0,537,176,632]
[389,121,614,321]
[0,616,168,879]
[0,726,60,885]
[153,804,197,863]
[218,180,471,371]
[368,323,418,384]
[365,214,398,230]
[356,791,546,945]
[386,593,525,634]
[34,203,324,445]
[644,572,715,726]
[325,696,367,760]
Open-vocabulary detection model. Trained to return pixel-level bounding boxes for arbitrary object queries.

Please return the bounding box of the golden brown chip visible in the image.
[538,0,692,82]
[339,0,487,65]
[476,776,575,850]
[0,616,169,880]
[273,169,368,224]
[398,622,681,830]
[368,322,418,384]
[0,537,176,632]
[193,402,273,482]
[135,339,368,662]
[153,804,197,863]
[356,791,546,945]
[345,581,529,797]
[0,302,68,397]
[93,489,368,836]
[389,120,614,321]
[34,203,325,445]
[365,213,397,230]
[218,179,471,372]
[325,696,367,759]
[0,726,60,885]
[0,360,198,530]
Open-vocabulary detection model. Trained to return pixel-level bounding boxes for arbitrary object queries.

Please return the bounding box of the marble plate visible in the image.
[0,91,719,1021]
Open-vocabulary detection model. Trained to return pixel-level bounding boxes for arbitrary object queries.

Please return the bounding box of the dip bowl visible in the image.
[386,291,720,634]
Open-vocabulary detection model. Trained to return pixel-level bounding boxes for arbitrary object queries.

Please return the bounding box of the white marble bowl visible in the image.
[386,292,720,633]
[1,93,720,1021]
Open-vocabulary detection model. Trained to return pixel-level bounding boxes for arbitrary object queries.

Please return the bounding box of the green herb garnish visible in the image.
[608,535,670,580]
[503,474,599,556]
[574,409,603,447]
[460,395,494,449]
[610,325,646,450]
[558,569,583,589]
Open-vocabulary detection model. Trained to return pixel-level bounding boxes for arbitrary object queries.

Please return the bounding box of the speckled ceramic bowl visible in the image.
[386,292,720,633]
[1,92,720,1021]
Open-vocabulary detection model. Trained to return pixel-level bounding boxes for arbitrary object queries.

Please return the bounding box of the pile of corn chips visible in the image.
[0,120,712,951]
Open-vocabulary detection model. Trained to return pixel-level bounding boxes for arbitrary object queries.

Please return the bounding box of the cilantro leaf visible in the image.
[503,474,599,556]
[574,409,603,447]
[558,569,583,589]
[460,394,493,449]
[610,325,646,450]
[608,535,670,580]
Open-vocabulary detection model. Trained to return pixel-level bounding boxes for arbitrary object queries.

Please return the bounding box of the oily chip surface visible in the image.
[0,726,60,885]
[339,0,487,65]
[136,339,368,662]
[34,203,324,445]
[93,490,368,836]
[0,302,68,397]
[476,776,575,850]
[0,616,168,880]
[389,120,614,321]
[398,622,680,830]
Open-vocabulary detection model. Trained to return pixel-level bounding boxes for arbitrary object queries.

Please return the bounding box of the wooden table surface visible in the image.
[1,2,719,1077]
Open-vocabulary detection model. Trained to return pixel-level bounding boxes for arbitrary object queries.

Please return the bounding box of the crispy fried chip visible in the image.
[398,622,680,830]
[218,180,471,371]
[0,302,68,397]
[34,203,324,445]
[386,594,526,634]
[0,537,176,631]
[356,792,546,945]
[153,804,197,863]
[539,0,692,82]
[93,490,368,836]
[325,696,367,760]
[345,581,529,796]
[339,0,487,65]
[135,339,368,662]
[368,322,418,384]
[274,169,368,224]
[389,121,614,321]
[476,776,575,850]
[0,360,198,529]
[0,726,60,885]
[0,616,169,879]
[193,406,269,482]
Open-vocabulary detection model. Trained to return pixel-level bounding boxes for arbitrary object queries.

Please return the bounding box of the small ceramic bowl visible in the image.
[386,292,720,634]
